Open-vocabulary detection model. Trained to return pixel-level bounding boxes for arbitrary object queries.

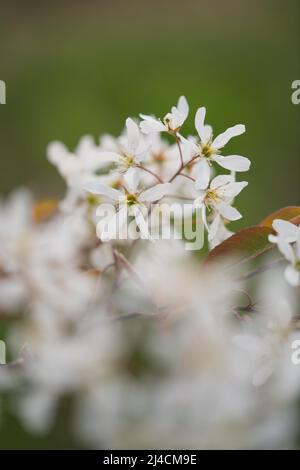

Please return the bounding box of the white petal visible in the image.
[297,229,300,258]
[213,155,251,172]
[47,141,68,165]
[139,115,166,134]
[140,183,172,202]
[253,361,275,386]
[76,135,94,157]
[208,213,221,241]
[194,107,207,141]
[177,95,189,121]
[97,151,121,163]
[213,124,246,149]
[210,174,234,189]
[219,181,248,199]
[202,125,213,142]
[168,107,180,129]
[285,265,300,286]
[99,212,118,241]
[83,181,121,200]
[278,239,295,262]
[202,204,208,230]
[180,136,198,156]
[216,202,242,221]
[124,167,140,194]
[272,219,298,242]
[132,206,150,239]
[193,192,206,208]
[101,206,128,241]
[194,159,210,190]
[268,234,278,244]
[126,118,140,154]
[233,334,269,360]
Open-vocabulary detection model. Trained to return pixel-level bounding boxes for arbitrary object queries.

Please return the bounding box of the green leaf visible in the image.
[259,206,300,228]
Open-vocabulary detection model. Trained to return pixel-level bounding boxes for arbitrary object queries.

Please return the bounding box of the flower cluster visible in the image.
[47,96,250,248]
[0,97,299,449]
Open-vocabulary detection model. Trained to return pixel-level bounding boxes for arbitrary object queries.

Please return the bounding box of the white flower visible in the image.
[183,107,250,189]
[269,219,299,245]
[47,135,107,184]
[97,118,148,179]
[208,213,234,250]
[47,136,110,211]
[140,96,189,135]
[142,134,178,180]
[0,188,34,274]
[234,299,293,386]
[269,219,300,286]
[194,174,248,230]
[84,172,171,241]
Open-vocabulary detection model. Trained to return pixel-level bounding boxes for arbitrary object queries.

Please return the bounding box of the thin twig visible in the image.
[166,194,194,201]
[179,172,195,182]
[110,311,161,322]
[231,288,258,315]
[238,257,286,281]
[137,164,164,183]
[176,136,184,166]
[169,155,199,183]
[113,250,146,290]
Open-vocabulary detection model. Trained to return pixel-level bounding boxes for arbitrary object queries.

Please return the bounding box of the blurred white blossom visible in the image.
[0,96,299,450]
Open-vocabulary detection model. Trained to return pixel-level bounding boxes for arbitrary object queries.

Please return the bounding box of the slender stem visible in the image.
[179,172,195,182]
[176,135,184,166]
[238,257,286,281]
[137,164,164,183]
[166,194,194,201]
[111,311,161,322]
[101,262,115,275]
[231,288,258,315]
[169,155,199,183]
[113,250,146,290]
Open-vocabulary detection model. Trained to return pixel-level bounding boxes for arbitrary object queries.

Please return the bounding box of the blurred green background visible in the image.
[0,0,299,448]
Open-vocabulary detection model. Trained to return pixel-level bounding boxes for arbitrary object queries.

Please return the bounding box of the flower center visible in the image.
[200,143,215,159]
[205,189,221,205]
[163,114,180,134]
[121,153,135,167]
[126,193,139,206]
[86,194,101,206]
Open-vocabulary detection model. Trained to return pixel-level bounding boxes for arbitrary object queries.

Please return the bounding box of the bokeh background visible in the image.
[0,0,299,449]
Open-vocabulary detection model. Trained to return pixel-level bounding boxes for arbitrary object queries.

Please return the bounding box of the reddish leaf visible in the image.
[205,225,273,266]
[259,206,300,228]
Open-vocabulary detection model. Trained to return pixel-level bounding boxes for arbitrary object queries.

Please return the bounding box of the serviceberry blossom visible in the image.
[193,174,248,230]
[140,96,189,135]
[47,135,105,184]
[96,118,149,182]
[84,172,171,241]
[207,213,234,250]
[183,107,250,189]
[47,136,109,211]
[269,219,300,286]
[1,95,299,450]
